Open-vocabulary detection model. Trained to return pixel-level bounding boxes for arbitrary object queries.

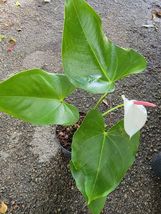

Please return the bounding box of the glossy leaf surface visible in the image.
[0,69,79,125]
[63,0,147,94]
[71,109,140,213]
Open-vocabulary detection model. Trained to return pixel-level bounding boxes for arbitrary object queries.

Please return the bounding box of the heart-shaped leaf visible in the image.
[63,0,147,94]
[71,109,140,213]
[0,69,79,125]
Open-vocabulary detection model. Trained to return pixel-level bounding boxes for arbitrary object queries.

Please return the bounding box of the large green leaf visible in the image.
[62,0,147,94]
[71,162,106,214]
[0,69,79,125]
[71,109,140,213]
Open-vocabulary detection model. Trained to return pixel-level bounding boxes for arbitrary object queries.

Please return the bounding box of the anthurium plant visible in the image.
[0,0,156,213]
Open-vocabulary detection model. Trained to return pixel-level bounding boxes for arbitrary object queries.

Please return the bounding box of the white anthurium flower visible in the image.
[122,95,156,138]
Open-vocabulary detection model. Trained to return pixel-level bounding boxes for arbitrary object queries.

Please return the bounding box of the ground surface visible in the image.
[0,0,161,213]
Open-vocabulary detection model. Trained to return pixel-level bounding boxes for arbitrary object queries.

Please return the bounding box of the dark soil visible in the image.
[56,112,85,152]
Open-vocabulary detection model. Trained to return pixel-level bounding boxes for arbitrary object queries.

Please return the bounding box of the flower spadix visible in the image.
[122,95,156,138]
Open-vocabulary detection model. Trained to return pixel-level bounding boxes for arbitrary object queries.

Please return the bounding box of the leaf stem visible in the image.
[102,104,124,117]
[94,93,108,109]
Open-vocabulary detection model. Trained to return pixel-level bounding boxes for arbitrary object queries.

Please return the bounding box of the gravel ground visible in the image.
[0,0,161,213]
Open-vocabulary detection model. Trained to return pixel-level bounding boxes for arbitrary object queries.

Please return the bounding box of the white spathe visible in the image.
[122,95,147,138]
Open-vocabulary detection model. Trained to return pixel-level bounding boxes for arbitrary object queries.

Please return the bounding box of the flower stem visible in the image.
[94,93,108,109]
[102,104,124,117]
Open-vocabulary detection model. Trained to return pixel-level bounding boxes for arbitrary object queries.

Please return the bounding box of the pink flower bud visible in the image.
[133,101,156,107]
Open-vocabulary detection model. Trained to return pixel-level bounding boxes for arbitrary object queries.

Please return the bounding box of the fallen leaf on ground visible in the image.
[0,35,6,42]
[15,0,21,7]
[0,0,7,4]
[0,202,8,214]
[152,10,161,19]
[7,37,16,52]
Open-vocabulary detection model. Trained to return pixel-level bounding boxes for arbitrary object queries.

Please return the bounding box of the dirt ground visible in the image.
[0,0,161,213]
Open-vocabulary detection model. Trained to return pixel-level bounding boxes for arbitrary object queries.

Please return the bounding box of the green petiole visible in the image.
[94,92,108,109]
[102,104,124,117]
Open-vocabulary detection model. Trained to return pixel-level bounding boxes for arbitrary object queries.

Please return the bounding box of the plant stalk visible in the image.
[94,93,108,109]
[102,104,124,117]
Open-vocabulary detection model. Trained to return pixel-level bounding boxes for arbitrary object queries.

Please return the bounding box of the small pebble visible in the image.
[64,135,68,139]
[59,132,64,136]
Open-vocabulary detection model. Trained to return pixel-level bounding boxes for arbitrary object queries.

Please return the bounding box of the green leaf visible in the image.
[0,69,79,125]
[62,0,147,94]
[71,162,106,214]
[71,109,140,213]
[88,197,107,214]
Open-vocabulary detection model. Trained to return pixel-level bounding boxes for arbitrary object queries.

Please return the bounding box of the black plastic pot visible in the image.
[55,112,85,159]
[55,126,72,159]
[59,143,71,158]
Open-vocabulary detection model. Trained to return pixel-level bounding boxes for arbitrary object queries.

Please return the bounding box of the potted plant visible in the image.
[0,0,156,213]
